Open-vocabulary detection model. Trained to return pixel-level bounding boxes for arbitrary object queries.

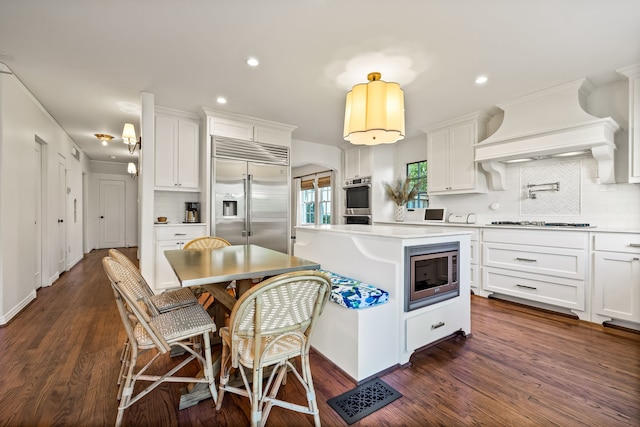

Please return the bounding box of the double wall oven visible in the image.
[343,177,372,224]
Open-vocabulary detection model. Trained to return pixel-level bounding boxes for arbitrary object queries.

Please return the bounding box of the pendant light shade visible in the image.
[344,72,405,145]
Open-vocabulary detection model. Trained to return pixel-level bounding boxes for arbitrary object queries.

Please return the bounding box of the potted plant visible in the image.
[383,177,418,222]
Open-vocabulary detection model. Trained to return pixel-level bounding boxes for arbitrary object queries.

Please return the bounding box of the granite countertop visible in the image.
[295,224,473,239]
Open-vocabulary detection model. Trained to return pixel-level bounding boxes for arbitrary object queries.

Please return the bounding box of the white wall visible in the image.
[0,72,87,324]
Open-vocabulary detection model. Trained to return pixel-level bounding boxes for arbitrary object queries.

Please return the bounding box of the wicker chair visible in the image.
[215,270,331,427]
[182,237,234,308]
[103,256,217,427]
[183,236,231,250]
[108,249,197,313]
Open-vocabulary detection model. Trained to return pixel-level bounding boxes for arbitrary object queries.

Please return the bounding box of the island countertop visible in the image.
[295,224,473,239]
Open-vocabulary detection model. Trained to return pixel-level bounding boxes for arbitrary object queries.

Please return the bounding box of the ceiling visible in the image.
[1,0,639,164]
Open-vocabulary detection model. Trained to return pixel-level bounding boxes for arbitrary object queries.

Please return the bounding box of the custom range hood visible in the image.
[475,78,620,189]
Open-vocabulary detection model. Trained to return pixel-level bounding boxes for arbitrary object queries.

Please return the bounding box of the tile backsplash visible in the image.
[520,160,581,216]
[428,156,640,230]
[155,191,202,224]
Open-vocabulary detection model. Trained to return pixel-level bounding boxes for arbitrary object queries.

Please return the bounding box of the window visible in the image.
[299,174,332,225]
[406,160,428,209]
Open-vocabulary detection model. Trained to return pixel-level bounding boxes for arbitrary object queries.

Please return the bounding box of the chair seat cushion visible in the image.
[320,270,389,310]
[134,304,216,348]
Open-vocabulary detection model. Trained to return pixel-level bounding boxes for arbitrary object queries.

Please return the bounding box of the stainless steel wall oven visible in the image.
[404,242,460,311]
[343,177,371,224]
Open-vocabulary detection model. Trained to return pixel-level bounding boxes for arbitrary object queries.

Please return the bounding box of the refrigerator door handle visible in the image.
[243,175,253,237]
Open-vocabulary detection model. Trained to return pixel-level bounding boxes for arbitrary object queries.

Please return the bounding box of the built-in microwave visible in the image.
[343,177,371,216]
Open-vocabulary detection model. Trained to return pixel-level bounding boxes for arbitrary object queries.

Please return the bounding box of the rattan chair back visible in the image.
[183,236,231,250]
[216,270,331,427]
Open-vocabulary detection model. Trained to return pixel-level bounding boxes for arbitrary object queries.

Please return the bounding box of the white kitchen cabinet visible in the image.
[155,115,200,190]
[618,64,640,183]
[424,112,488,195]
[208,115,293,146]
[592,232,640,324]
[154,224,207,290]
[482,228,588,317]
[344,146,371,179]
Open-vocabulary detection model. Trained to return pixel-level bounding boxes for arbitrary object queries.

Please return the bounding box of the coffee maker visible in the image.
[184,202,200,223]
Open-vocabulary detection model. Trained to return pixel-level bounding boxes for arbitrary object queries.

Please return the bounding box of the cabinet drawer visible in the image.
[593,232,640,254]
[405,299,466,351]
[483,229,587,250]
[483,242,585,279]
[483,267,584,310]
[155,225,207,241]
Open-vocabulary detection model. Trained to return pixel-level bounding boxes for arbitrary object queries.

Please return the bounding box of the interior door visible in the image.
[57,156,66,274]
[99,179,126,248]
[214,158,247,246]
[248,162,289,253]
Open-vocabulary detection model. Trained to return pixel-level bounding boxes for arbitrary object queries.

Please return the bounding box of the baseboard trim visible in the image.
[0,289,37,326]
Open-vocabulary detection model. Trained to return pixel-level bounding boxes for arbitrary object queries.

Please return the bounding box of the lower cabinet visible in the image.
[482,228,588,315]
[154,225,207,291]
[592,232,640,323]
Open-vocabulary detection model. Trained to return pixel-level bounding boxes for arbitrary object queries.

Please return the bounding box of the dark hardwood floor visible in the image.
[0,247,638,426]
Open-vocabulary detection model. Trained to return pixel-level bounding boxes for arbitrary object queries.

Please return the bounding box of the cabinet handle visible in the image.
[633,257,640,261]
[515,257,537,262]
[174,233,187,236]
[629,243,640,248]
[431,321,445,330]
[516,284,538,290]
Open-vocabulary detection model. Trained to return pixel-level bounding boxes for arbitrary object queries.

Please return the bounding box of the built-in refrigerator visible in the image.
[212,138,290,254]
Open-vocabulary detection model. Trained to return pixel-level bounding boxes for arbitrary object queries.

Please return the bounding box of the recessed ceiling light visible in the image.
[475,75,488,85]
[217,96,227,104]
[246,57,259,67]
[109,155,116,159]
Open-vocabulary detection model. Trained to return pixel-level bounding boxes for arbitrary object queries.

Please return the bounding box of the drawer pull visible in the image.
[516,284,538,290]
[431,321,445,330]
[630,243,640,248]
[174,233,187,236]
[515,257,537,262]
[633,257,640,261]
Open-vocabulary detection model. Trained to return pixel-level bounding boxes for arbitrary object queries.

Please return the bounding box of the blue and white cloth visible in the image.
[320,269,389,310]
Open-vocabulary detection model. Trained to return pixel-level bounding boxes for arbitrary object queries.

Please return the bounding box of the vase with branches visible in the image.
[383,177,418,221]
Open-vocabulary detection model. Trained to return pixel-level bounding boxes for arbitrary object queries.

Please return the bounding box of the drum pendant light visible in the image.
[343,72,405,145]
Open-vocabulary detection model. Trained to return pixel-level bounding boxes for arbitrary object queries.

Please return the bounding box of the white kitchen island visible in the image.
[294,224,472,382]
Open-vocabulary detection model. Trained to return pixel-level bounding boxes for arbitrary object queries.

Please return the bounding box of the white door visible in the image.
[34,143,43,289]
[57,156,66,274]
[99,179,126,248]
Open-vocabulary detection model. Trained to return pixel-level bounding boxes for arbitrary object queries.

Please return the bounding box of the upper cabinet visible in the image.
[618,64,640,184]
[155,114,200,191]
[344,146,372,179]
[207,114,295,147]
[423,112,489,195]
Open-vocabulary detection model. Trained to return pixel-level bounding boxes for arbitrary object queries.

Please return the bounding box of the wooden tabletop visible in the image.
[164,244,321,288]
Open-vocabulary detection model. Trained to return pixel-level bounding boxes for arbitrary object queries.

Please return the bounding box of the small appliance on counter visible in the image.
[184,202,200,223]
[448,213,476,224]
[424,208,446,222]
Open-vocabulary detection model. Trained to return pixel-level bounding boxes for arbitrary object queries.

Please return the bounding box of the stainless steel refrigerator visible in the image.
[213,157,289,253]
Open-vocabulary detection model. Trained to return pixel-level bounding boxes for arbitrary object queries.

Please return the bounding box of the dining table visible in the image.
[163,244,321,409]
[164,243,321,311]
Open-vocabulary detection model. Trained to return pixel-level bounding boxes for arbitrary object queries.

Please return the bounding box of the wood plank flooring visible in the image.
[0,247,638,426]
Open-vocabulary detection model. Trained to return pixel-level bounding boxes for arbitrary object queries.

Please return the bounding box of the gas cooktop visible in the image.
[489,221,594,228]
